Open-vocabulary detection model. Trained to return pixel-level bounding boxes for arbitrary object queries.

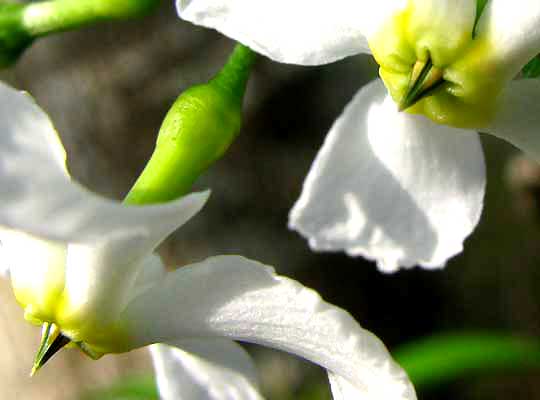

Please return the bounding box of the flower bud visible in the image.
[125,44,256,205]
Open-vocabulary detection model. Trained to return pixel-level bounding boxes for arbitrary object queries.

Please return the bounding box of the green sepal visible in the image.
[473,0,489,37]
[523,55,540,78]
[74,340,103,360]
[398,59,444,111]
[31,323,71,376]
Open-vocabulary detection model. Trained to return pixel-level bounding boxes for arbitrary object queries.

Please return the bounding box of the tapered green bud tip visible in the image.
[125,82,242,205]
[125,44,255,206]
[31,323,71,376]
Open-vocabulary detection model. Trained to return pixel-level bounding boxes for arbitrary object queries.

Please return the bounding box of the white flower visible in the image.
[177,0,540,272]
[0,82,415,400]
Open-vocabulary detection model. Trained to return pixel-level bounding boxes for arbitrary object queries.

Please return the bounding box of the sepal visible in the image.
[31,323,71,376]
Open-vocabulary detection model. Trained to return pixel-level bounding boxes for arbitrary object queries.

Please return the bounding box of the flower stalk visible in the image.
[22,0,161,36]
[0,0,160,67]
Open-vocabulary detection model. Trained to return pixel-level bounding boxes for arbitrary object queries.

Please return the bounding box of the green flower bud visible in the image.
[125,44,257,205]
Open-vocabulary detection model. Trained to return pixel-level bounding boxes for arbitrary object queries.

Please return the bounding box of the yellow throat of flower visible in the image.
[368,1,508,129]
[7,234,134,372]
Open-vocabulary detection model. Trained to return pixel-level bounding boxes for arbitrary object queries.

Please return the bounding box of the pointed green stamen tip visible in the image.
[31,323,71,376]
[398,59,444,111]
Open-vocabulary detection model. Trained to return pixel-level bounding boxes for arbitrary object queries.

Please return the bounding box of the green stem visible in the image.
[124,44,257,205]
[21,0,160,37]
[211,44,257,104]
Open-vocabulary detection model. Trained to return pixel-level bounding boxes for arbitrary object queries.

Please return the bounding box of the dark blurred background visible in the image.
[2,2,540,399]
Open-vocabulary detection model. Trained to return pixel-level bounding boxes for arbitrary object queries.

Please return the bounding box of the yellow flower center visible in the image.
[7,233,133,356]
[368,1,508,128]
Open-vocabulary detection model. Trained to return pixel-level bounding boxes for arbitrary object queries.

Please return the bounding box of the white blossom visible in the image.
[177,0,540,271]
[0,82,415,400]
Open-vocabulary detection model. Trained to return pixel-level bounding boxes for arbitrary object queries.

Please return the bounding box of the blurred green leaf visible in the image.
[81,375,158,400]
[82,333,540,399]
[523,55,540,78]
[394,332,540,390]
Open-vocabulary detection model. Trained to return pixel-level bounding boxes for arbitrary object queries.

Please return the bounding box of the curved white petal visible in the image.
[487,79,540,161]
[289,79,486,272]
[59,236,157,325]
[476,0,540,76]
[176,0,373,65]
[328,372,368,400]
[150,338,263,400]
[124,256,416,400]
[129,253,167,303]
[0,81,209,254]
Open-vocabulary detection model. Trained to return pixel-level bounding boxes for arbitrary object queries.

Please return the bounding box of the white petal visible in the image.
[130,253,167,302]
[328,372,368,400]
[150,338,263,400]
[59,237,157,325]
[487,79,540,161]
[1,230,66,321]
[176,0,372,65]
[289,80,486,272]
[123,256,416,400]
[0,81,209,253]
[476,0,540,76]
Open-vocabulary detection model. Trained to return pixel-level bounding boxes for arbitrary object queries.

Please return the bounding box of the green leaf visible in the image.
[394,332,540,390]
[523,55,540,78]
[81,375,159,400]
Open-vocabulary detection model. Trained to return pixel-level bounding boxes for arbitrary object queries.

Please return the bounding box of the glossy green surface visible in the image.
[125,44,256,205]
